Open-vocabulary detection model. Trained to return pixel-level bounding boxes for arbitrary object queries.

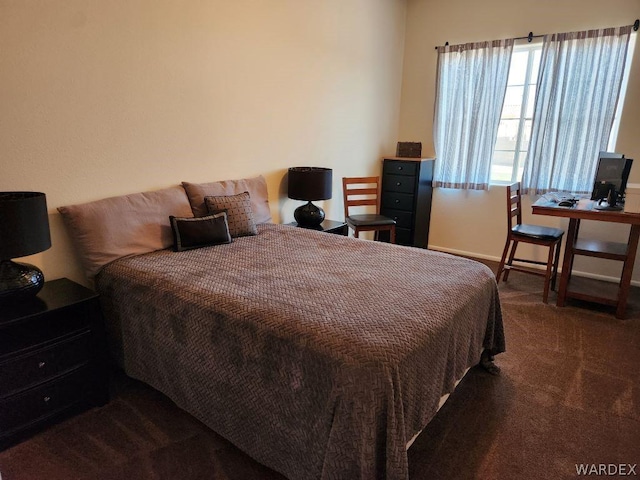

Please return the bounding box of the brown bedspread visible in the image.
[96,223,505,480]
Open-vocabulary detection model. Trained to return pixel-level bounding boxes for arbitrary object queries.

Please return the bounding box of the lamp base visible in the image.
[0,260,45,303]
[294,201,325,228]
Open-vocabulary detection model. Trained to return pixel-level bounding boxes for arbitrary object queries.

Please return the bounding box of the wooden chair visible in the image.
[496,182,564,303]
[342,176,396,243]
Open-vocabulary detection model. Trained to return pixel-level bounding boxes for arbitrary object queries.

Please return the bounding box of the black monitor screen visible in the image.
[590,152,633,201]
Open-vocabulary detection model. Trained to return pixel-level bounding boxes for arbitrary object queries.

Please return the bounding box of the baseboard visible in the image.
[428,244,640,288]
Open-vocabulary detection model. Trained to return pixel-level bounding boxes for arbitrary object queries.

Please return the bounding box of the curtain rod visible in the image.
[434,18,639,50]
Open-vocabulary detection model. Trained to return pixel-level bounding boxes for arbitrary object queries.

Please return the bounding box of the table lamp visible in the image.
[0,192,52,303]
[288,167,333,227]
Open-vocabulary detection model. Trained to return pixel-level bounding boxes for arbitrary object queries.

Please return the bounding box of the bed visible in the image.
[58,176,505,480]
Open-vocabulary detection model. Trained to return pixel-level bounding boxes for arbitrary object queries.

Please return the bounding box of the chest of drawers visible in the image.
[380,157,435,247]
[0,278,109,450]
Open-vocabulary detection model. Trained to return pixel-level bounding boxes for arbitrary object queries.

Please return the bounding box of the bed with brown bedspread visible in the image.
[95,222,504,480]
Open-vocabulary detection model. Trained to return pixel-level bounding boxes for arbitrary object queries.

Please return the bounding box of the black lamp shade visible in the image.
[0,192,51,260]
[288,167,333,201]
[0,192,51,303]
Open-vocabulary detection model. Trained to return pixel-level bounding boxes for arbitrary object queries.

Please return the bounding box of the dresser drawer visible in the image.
[383,160,418,177]
[380,209,413,229]
[0,367,90,434]
[395,228,412,246]
[0,332,92,398]
[382,192,414,211]
[383,174,415,194]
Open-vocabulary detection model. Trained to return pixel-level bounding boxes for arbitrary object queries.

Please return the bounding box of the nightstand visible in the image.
[287,219,348,236]
[0,278,109,450]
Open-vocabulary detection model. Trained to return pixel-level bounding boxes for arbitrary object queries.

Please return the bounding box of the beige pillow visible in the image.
[181,175,271,224]
[205,192,258,238]
[58,186,193,278]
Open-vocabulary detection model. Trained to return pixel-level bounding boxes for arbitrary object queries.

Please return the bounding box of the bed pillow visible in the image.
[182,175,272,224]
[58,185,193,278]
[170,211,232,251]
[204,192,257,238]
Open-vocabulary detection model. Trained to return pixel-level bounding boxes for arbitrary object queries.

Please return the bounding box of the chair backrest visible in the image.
[506,182,523,231]
[342,176,382,218]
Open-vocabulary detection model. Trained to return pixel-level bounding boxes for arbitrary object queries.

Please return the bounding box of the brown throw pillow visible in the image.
[204,192,257,238]
[170,211,232,251]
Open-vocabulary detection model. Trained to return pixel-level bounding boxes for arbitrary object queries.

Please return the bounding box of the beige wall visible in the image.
[400,0,640,283]
[0,0,407,285]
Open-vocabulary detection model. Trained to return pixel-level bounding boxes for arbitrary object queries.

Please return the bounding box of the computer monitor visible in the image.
[590,152,633,210]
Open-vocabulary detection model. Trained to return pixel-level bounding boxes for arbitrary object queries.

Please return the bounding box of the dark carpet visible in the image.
[1,259,639,480]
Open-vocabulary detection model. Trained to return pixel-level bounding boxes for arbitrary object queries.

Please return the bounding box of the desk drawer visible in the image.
[0,332,91,398]
[382,192,414,211]
[383,175,415,194]
[383,160,418,177]
[0,367,90,434]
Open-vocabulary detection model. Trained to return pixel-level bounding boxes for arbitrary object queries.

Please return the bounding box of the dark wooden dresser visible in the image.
[380,157,435,248]
[0,278,109,450]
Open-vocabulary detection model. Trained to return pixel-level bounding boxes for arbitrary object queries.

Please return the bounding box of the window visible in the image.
[490,44,541,184]
[433,26,634,192]
[489,32,636,186]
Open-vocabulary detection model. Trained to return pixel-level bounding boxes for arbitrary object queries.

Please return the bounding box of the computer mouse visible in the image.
[558,200,574,207]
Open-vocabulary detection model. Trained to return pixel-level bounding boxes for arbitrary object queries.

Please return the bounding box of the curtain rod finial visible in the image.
[634,19,639,31]
[528,32,533,42]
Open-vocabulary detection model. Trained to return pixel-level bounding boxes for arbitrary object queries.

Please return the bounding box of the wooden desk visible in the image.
[532,198,640,318]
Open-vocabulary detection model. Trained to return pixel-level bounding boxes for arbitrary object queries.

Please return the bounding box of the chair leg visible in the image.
[496,237,512,282]
[503,240,519,282]
[551,239,562,291]
[354,227,360,239]
[389,226,396,244]
[542,243,556,304]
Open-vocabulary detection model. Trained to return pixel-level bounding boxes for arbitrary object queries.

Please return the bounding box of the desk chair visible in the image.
[342,176,396,243]
[496,182,564,303]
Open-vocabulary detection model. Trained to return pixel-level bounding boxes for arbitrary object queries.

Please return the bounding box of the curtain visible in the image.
[433,39,513,190]
[521,26,632,194]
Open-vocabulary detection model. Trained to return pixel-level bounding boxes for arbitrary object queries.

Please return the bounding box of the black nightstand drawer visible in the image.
[0,367,90,435]
[380,209,413,229]
[382,192,414,211]
[383,160,418,177]
[0,307,93,359]
[383,174,416,194]
[0,332,92,397]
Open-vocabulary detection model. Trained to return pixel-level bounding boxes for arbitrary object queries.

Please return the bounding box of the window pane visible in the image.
[507,51,529,85]
[529,49,542,81]
[517,151,527,181]
[525,86,536,118]
[502,86,524,119]
[495,119,520,150]
[491,150,516,182]
[519,119,533,151]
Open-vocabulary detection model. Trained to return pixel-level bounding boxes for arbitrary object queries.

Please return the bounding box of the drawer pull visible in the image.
[43,396,51,403]
[396,182,401,186]
[397,166,403,171]
[395,199,400,203]
[38,361,46,369]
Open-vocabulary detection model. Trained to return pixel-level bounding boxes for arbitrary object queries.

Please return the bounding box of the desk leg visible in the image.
[616,224,640,319]
[557,218,579,307]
